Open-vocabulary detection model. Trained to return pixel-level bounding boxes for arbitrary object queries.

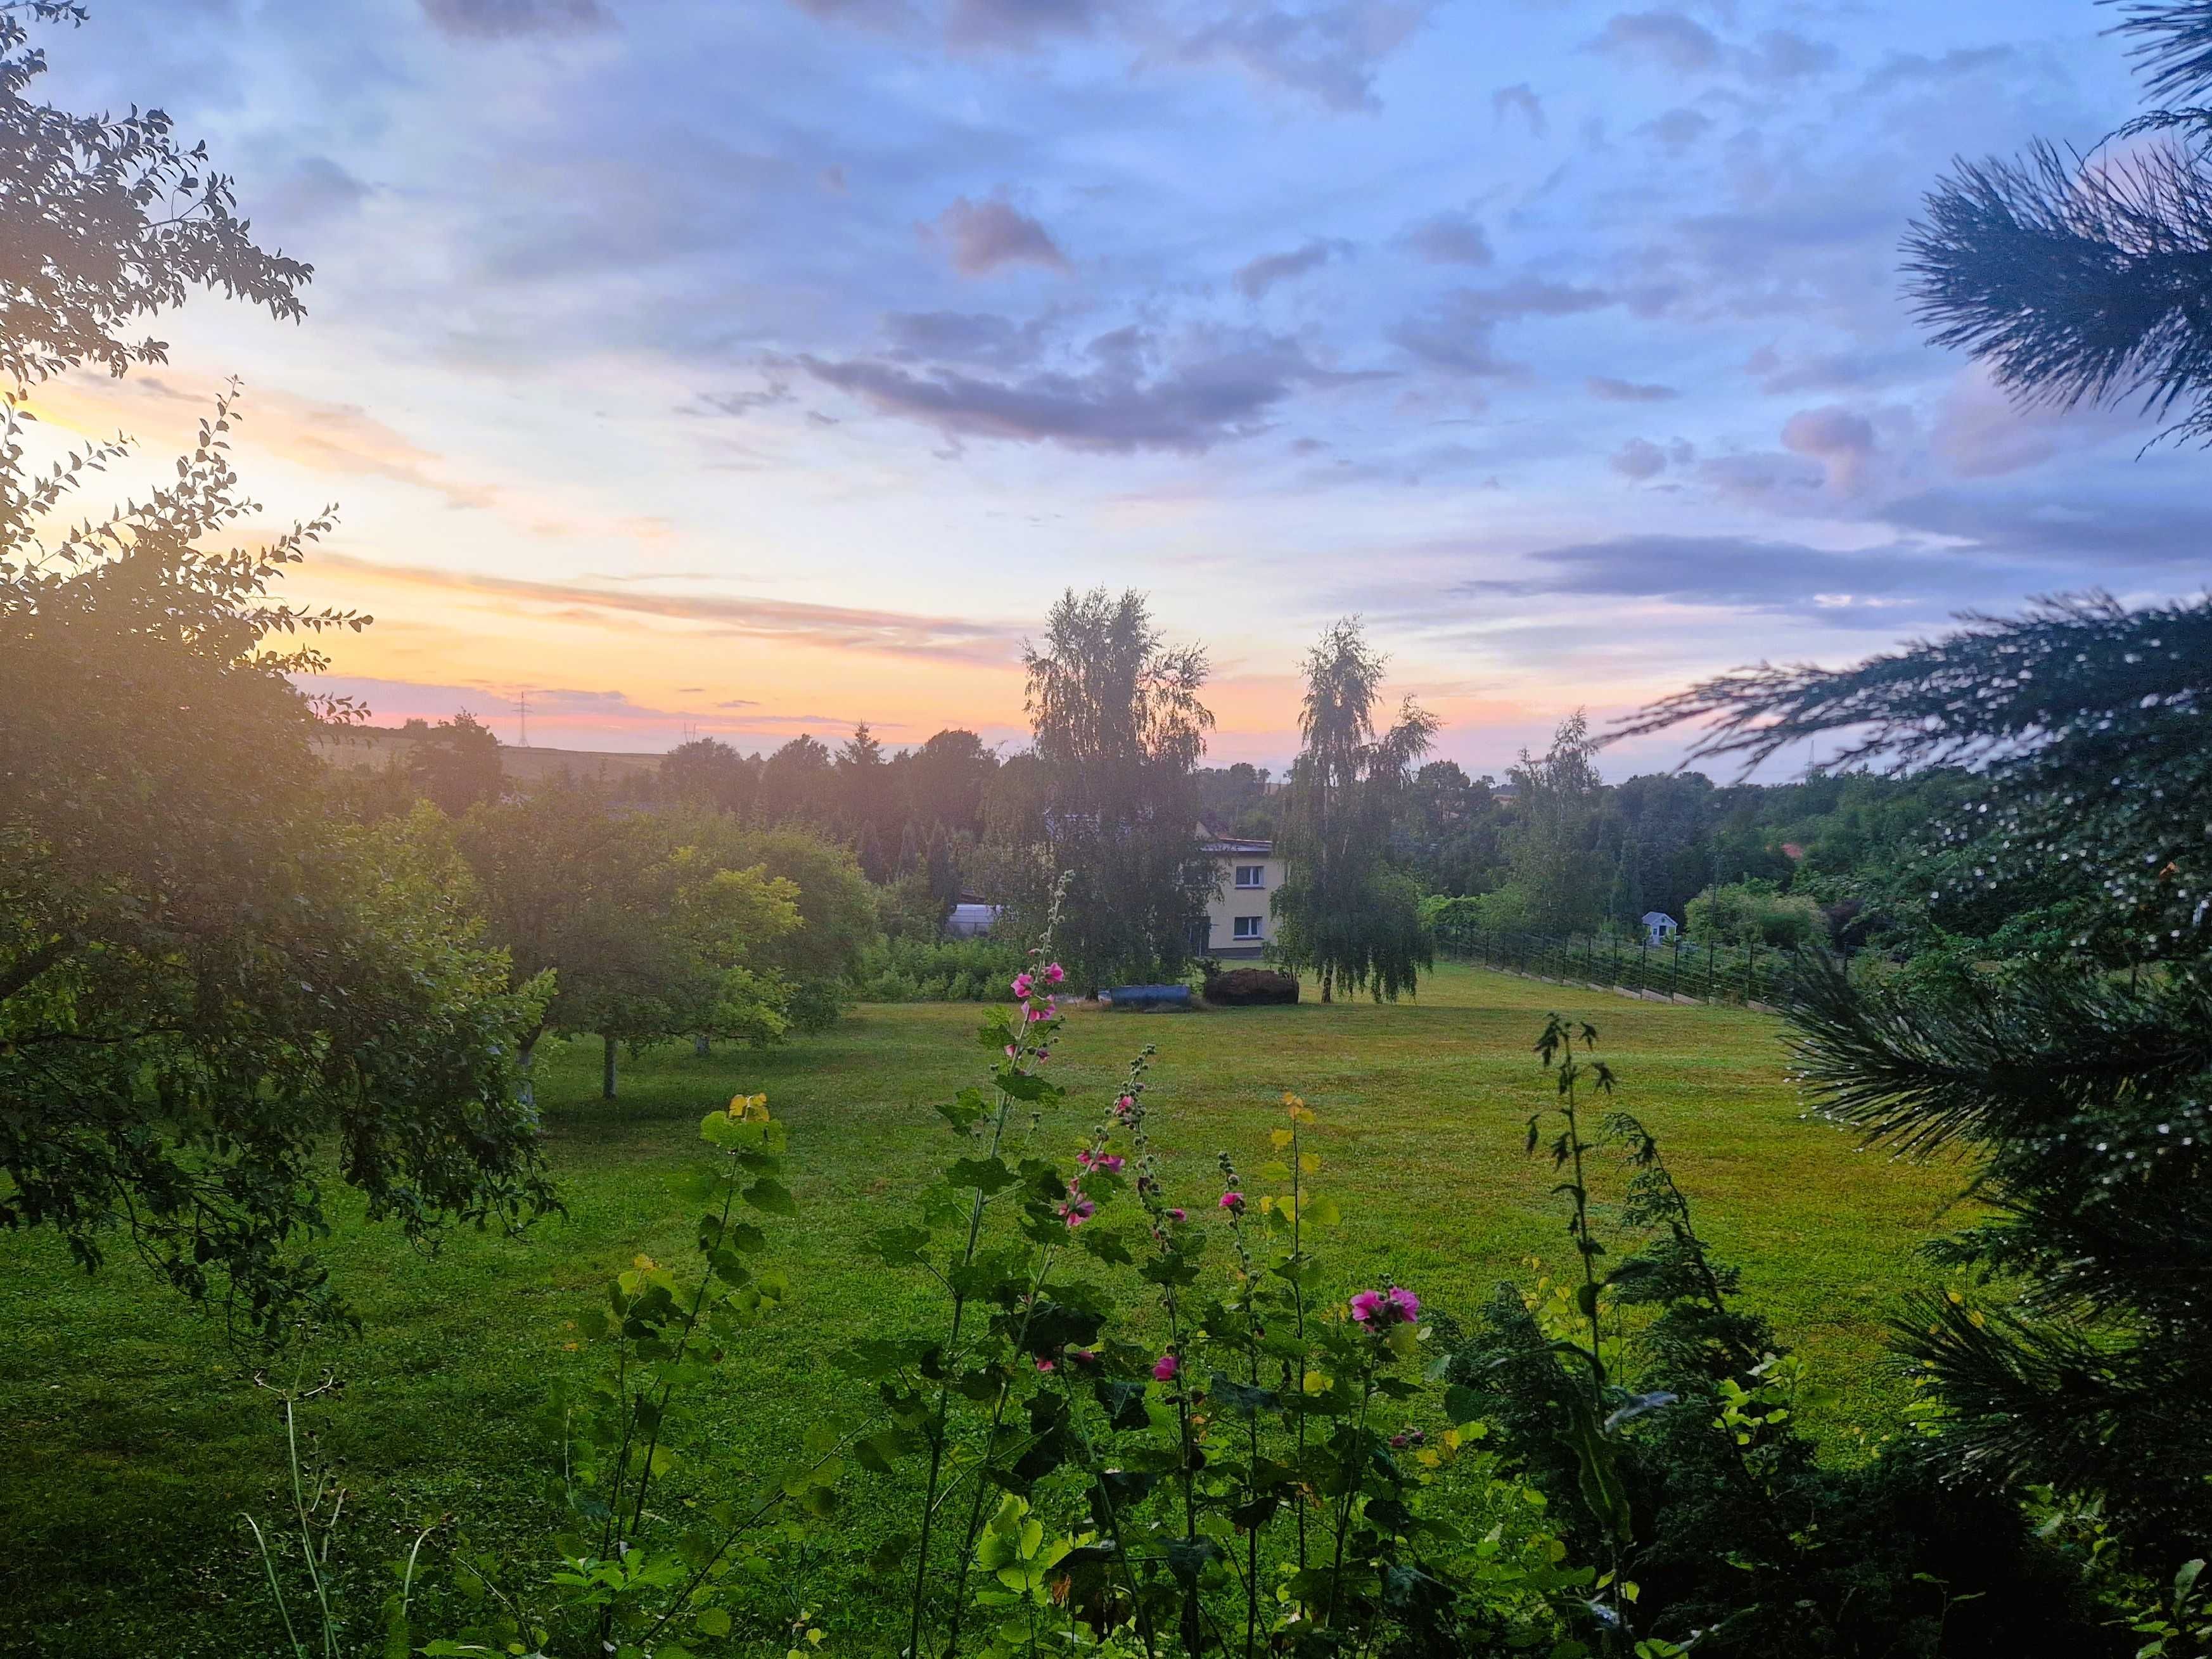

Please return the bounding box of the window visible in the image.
[1234,864,1265,889]
[1232,915,1263,940]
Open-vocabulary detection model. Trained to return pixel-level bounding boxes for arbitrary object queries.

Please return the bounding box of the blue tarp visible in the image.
[1106,983,1192,1010]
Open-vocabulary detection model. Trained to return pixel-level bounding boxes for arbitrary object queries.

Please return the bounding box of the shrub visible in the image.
[851,935,1025,1001]
[1685,878,1823,949]
[1202,966,1300,1006]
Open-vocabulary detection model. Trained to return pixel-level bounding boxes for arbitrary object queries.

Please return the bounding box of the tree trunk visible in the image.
[602,1035,618,1101]
[693,1034,710,1058]
[1320,967,1334,1004]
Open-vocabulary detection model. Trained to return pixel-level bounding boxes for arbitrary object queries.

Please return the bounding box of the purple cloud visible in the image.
[1234,238,1346,298]
[928,195,1071,277]
[1781,405,1878,491]
[801,332,1366,452]
[1588,375,1680,402]
[419,0,608,39]
[1589,10,1720,73]
[1492,81,1545,135]
[1402,211,1493,266]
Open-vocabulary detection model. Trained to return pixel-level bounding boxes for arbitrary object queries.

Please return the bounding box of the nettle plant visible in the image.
[841,952,1601,1659]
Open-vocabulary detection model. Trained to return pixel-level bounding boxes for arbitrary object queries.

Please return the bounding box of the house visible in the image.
[1641,911,1678,945]
[1198,830,1287,959]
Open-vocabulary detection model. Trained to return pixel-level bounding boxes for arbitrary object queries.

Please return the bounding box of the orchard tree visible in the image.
[1271,617,1437,1002]
[664,813,878,1035]
[0,9,553,1338]
[455,785,805,1101]
[0,3,309,388]
[1013,587,1216,992]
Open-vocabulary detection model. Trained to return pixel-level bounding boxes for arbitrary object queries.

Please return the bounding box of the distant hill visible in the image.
[312,726,662,786]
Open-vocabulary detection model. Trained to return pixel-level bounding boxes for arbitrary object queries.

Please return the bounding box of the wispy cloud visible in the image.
[312,553,1026,662]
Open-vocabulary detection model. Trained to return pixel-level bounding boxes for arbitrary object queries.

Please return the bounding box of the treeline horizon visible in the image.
[336,703,1958,954]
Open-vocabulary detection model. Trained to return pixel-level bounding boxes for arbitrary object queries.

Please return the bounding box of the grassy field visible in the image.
[0,965,1973,1657]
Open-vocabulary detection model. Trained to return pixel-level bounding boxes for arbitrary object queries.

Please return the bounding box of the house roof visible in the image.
[1201,836,1274,856]
[1641,911,1676,925]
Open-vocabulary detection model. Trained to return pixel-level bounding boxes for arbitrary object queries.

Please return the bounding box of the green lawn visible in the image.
[0,965,1971,1657]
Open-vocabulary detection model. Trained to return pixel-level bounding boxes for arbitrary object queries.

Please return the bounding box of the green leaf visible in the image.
[869,1224,931,1265]
[946,1156,1019,1195]
[935,1087,992,1132]
[693,1607,732,1637]
[1093,1376,1151,1432]
[743,1178,796,1215]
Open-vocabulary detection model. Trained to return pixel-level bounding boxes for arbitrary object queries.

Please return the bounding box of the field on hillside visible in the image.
[0,965,1973,1658]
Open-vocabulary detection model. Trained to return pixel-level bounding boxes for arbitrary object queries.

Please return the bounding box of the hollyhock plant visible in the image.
[1011,971,1035,999]
[1151,1352,1180,1381]
[1220,1190,1244,1212]
[1043,962,1065,986]
[1350,1285,1421,1327]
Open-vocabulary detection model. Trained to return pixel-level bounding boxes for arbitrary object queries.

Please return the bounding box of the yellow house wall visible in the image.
[1203,853,1288,954]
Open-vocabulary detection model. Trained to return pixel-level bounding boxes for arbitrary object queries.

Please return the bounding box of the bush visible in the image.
[1685,877,1824,949]
[851,935,1023,1001]
[1203,966,1300,1005]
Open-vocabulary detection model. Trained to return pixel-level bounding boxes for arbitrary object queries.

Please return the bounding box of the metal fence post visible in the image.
[1670,935,1682,996]
[1746,938,1758,1002]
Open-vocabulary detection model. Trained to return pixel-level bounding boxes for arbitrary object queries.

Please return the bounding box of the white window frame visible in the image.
[1234,864,1265,889]
[1232,915,1263,940]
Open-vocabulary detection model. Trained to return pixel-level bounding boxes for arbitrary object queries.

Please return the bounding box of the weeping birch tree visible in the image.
[1270,618,1438,1002]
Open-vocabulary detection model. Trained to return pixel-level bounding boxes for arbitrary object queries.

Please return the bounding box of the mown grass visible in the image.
[0,965,1972,1657]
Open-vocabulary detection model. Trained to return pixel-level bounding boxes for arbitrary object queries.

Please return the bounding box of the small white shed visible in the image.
[945,902,1001,938]
[1641,911,1678,945]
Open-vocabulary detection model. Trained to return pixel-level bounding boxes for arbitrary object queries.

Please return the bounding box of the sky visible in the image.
[20,0,2207,777]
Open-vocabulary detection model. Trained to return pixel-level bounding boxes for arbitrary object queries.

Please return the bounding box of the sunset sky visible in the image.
[25,0,2205,776]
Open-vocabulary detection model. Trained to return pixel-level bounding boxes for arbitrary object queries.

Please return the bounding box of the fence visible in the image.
[1431,921,1807,1010]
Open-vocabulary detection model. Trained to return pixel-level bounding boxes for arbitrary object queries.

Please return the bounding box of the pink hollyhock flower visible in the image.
[1004,1045,1018,1058]
[1219,1191,1244,1211]
[1011,971,1034,999]
[1151,1352,1180,1381]
[1043,962,1065,985]
[1096,1155,1124,1174]
[1026,1006,1049,1023]
[1168,1207,1187,1222]
[1071,1348,1097,1367]
[1350,1286,1421,1327]
[1059,1198,1096,1228]
[1075,1150,1094,1169]
[1035,1047,1049,1060]
[1035,1357,1056,1373]
[1113,1094,1135,1116]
